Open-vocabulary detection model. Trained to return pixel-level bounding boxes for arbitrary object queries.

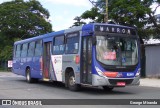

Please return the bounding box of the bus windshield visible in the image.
[96,35,138,66]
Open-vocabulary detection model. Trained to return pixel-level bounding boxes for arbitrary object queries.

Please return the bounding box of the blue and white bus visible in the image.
[12,23,141,91]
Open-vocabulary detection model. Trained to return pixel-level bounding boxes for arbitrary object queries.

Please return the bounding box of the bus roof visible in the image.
[14,23,136,45]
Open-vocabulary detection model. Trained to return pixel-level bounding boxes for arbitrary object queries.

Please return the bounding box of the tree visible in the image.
[71,16,86,27]
[81,0,160,38]
[81,7,103,23]
[0,0,52,39]
[0,0,52,61]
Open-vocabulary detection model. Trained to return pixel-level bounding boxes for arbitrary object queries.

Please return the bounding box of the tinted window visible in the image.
[15,44,21,58]
[21,43,28,57]
[65,32,79,54]
[28,42,35,57]
[53,36,65,55]
[35,40,42,56]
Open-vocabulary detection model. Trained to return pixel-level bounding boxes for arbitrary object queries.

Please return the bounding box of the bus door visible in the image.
[43,42,52,80]
[81,36,92,84]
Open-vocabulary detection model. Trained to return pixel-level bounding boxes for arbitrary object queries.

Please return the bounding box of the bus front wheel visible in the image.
[102,86,114,92]
[67,72,80,91]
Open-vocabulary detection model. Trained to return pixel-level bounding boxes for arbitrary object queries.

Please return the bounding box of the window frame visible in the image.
[34,40,43,56]
[52,35,65,55]
[65,32,80,54]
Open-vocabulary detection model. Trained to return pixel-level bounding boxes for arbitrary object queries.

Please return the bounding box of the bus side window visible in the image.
[35,40,42,56]
[65,33,79,54]
[21,43,28,58]
[28,42,35,57]
[15,44,21,58]
[53,35,64,55]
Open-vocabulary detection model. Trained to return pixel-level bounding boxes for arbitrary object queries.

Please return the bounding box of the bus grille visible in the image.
[108,79,133,85]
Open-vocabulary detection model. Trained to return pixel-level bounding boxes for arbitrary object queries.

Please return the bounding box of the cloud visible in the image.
[43,0,90,7]
[0,0,12,4]
[151,3,160,15]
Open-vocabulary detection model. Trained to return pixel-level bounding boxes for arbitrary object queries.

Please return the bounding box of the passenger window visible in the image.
[53,36,64,55]
[28,42,35,57]
[15,44,21,58]
[21,43,28,57]
[65,32,79,54]
[35,40,42,56]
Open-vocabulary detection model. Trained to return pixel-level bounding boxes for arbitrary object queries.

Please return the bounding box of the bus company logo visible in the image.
[127,73,134,77]
[2,100,11,105]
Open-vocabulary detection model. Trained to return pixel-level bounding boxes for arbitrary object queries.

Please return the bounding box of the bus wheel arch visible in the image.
[65,67,80,91]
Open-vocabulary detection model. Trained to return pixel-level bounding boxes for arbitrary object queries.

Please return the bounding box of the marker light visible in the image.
[75,55,80,64]
[104,72,118,78]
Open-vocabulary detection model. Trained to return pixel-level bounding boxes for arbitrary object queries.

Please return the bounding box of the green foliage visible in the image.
[81,7,104,22]
[0,0,52,39]
[81,0,160,38]
[0,0,52,61]
[71,16,86,27]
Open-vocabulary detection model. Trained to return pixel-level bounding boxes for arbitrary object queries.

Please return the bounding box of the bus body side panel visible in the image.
[20,57,27,76]
[62,55,81,83]
[31,56,43,79]
[12,57,21,75]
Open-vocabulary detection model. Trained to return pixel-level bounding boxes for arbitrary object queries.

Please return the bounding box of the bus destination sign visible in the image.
[95,25,136,35]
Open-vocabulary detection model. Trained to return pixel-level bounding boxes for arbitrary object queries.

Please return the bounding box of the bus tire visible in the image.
[26,68,34,83]
[67,72,80,91]
[102,86,114,92]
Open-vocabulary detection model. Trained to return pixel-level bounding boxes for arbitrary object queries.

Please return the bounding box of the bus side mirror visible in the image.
[92,37,96,45]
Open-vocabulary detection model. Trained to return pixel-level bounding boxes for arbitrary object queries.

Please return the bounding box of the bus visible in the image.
[12,23,141,91]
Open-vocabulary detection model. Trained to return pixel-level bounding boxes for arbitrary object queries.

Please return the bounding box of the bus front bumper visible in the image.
[92,74,140,87]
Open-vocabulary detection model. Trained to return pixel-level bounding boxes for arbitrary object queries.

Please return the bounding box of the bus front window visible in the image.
[96,36,138,66]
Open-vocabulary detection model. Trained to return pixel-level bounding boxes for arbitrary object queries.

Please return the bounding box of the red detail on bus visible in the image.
[104,72,118,78]
[75,55,80,64]
[117,82,126,86]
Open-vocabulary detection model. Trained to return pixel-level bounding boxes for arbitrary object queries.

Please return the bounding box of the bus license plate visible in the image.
[117,82,126,86]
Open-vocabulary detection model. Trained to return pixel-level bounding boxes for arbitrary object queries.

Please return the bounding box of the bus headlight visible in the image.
[95,66,104,77]
[135,68,141,77]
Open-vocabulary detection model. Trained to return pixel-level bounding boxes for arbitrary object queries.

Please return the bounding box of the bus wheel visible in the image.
[67,72,80,91]
[102,86,114,92]
[26,68,34,83]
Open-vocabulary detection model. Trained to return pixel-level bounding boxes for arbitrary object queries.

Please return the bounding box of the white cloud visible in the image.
[151,3,160,15]
[43,0,90,7]
[0,0,12,4]
[52,19,74,31]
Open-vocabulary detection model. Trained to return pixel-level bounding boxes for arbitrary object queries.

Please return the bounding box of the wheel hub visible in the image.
[69,76,75,86]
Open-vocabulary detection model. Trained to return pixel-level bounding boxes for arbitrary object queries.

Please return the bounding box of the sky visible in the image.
[0,0,92,31]
[0,0,160,31]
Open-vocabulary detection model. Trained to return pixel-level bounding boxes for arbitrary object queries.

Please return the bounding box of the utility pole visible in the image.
[105,0,108,23]
[88,0,108,23]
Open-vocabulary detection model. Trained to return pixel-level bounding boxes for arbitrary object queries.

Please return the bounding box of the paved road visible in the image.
[0,72,160,108]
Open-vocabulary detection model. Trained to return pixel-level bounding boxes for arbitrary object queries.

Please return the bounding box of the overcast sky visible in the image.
[0,0,160,31]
